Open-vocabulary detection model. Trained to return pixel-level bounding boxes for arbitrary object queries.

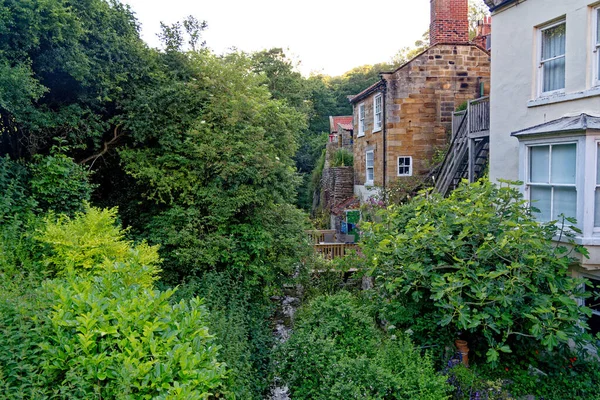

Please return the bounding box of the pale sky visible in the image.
[120,0,431,77]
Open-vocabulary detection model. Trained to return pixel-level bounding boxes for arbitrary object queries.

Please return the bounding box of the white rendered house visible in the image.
[484,0,600,331]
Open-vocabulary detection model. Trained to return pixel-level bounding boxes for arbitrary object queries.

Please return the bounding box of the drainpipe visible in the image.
[382,79,387,190]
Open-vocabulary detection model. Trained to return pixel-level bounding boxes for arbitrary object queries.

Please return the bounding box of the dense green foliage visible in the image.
[359,180,595,365]
[0,205,228,399]
[276,292,451,399]
[175,273,275,399]
[331,148,354,167]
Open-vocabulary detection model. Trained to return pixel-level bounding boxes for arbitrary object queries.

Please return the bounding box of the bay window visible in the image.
[527,143,577,222]
[594,6,600,86]
[539,21,566,95]
[596,142,600,227]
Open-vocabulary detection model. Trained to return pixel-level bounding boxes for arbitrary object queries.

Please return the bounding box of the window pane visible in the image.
[530,186,552,222]
[543,57,565,92]
[530,146,549,183]
[551,143,576,184]
[554,186,577,220]
[595,189,600,227]
[542,23,566,60]
[597,143,600,185]
[597,9,600,44]
[366,152,374,167]
[541,23,565,92]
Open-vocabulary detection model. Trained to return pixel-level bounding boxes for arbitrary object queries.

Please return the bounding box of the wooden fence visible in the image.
[313,243,359,260]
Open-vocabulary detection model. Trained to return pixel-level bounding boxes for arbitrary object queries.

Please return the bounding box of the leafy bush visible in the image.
[331,148,353,167]
[41,265,226,399]
[0,207,228,399]
[175,272,274,399]
[360,180,594,365]
[37,205,160,277]
[276,292,451,399]
[29,154,93,215]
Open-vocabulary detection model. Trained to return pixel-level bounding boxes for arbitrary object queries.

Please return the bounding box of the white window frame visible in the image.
[365,150,374,185]
[525,141,578,223]
[397,156,413,177]
[593,6,600,87]
[373,93,382,132]
[357,103,365,137]
[594,141,600,231]
[538,19,566,97]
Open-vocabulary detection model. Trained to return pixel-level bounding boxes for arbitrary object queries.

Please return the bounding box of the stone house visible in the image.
[350,0,491,200]
[483,0,600,332]
[328,115,353,151]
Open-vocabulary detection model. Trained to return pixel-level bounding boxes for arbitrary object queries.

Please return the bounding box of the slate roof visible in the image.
[511,113,600,137]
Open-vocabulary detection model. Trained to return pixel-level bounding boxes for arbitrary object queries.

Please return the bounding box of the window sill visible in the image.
[357,133,365,138]
[528,87,600,108]
[365,182,374,187]
[373,127,382,133]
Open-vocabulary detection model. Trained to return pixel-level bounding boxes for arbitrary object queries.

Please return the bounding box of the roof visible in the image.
[338,122,353,131]
[329,116,353,133]
[349,42,489,104]
[331,196,360,216]
[485,0,520,13]
[349,79,385,104]
[512,113,600,137]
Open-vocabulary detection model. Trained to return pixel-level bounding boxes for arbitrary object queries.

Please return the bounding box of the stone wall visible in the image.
[352,43,490,187]
[320,166,354,212]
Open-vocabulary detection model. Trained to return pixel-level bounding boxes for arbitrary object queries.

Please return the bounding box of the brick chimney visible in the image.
[430,0,469,46]
[472,16,492,50]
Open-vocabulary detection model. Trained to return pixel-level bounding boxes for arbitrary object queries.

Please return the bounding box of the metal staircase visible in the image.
[435,97,490,196]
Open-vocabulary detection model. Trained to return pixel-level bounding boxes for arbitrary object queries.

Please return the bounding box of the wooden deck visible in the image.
[306,230,359,260]
[313,243,359,260]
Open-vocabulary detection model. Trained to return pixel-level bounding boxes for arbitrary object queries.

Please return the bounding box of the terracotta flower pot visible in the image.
[455,339,469,367]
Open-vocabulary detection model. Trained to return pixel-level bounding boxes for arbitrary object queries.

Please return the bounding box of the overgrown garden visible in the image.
[1,0,599,399]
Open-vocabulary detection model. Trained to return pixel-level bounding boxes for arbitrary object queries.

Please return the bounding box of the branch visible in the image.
[79,125,123,166]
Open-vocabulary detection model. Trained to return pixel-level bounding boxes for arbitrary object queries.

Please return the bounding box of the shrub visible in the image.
[360,180,594,365]
[174,272,274,400]
[36,205,160,277]
[276,292,451,399]
[331,148,353,167]
[41,264,227,399]
[0,207,228,399]
[29,154,94,215]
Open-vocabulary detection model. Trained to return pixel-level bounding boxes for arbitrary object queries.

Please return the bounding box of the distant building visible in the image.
[350,0,491,201]
[328,115,353,150]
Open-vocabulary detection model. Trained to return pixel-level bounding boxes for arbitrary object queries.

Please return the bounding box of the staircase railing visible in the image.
[435,97,490,196]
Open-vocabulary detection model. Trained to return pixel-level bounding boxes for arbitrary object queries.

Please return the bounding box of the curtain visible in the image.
[541,23,566,92]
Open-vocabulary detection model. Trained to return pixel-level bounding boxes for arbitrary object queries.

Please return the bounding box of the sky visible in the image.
[120,0,431,77]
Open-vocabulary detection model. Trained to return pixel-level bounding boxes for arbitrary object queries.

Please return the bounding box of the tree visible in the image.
[390,31,430,68]
[118,51,310,285]
[0,0,151,159]
[360,180,595,365]
[469,0,490,39]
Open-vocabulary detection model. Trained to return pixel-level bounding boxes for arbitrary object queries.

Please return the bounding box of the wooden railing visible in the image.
[313,243,359,260]
[468,96,490,136]
[306,230,337,244]
[435,97,490,197]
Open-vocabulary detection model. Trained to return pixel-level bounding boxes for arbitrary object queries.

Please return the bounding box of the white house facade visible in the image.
[485,0,600,332]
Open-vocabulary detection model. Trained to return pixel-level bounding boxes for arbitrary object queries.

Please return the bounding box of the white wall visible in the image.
[489,0,600,182]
